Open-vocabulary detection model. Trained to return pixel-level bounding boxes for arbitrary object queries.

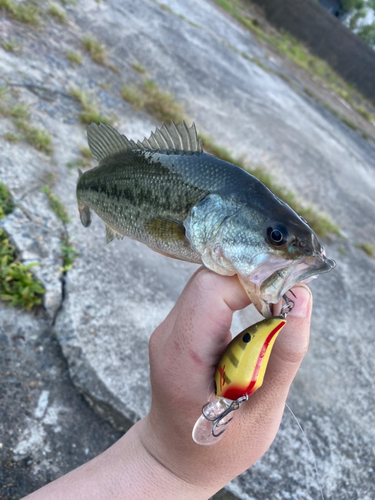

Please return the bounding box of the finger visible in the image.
[155,269,250,401]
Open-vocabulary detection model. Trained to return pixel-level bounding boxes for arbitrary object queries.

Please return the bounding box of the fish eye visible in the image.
[266,225,288,247]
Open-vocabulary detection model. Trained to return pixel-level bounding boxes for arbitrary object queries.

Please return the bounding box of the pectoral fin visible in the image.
[144,217,187,243]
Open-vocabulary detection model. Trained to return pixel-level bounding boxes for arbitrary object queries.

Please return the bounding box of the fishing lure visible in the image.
[192,295,295,446]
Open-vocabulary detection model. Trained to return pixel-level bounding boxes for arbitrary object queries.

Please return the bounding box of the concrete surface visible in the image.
[1,0,375,499]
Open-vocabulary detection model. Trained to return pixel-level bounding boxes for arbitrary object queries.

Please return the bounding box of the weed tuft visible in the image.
[0,0,40,24]
[69,88,112,125]
[121,85,145,109]
[2,39,20,52]
[3,132,21,142]
[60,238,79,272]
[10,104,29,120]
[0,183,15,219]
[131,62,147,74]
[41,185,70,223]
[358,242,375,257]
[0,229,45,310]
[48,2,66,22]
[14,119,53,155]
[82,35,106,65]
[121,80,186,124]
[66,50,82,65]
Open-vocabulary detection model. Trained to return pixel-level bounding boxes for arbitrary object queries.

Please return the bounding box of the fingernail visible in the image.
[289,285,312,318]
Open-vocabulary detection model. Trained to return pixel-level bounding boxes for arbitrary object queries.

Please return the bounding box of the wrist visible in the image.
[116,418,209,500]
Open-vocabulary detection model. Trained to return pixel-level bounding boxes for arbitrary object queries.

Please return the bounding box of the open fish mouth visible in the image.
[243,253,336,318]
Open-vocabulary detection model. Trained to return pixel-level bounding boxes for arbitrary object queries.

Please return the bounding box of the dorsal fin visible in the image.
[141,121,202,152]
[87,123,138,163]
[87,121,203,164]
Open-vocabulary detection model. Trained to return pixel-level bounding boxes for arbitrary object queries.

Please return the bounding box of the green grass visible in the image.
[337,246,347,256]
[121,80,186,123]
[41,185,70,223]
[131,62,147,74]
[2,39,19,52]
[0,99,53,154]
[121,85,145,108]
[82,35,106,65]
[10,104,29,120]
[3,132,21,142]
[0,0,40,24]
[0,229,45,310]
[0,183,15,219]
[69,88,112,125]
[358,242,375,257]
[14,119,53,154]
[66,50,82,65]
[60,238,79,272]
[48,2,66,22]
[305,89,369,136]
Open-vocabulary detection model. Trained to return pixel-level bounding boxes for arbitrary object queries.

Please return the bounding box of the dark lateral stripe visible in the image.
[227,349,239,367]
[224,374,231,385]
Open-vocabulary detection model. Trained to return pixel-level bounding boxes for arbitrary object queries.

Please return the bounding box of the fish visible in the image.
[214,317,286,400]
[76,121,336,317]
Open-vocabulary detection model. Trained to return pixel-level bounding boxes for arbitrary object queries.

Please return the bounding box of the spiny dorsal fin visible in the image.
[87,123,138,163]
[87,121,202,164]
[142,121,202,152]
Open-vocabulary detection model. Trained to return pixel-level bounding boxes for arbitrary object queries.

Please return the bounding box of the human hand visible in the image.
[140,267,312,498]
[24,267,312,500]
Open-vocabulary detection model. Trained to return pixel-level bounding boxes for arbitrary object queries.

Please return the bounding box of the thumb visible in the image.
[264,283,312,393]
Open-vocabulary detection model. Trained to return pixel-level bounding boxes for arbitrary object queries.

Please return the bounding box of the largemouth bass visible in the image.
[76,121,335,317]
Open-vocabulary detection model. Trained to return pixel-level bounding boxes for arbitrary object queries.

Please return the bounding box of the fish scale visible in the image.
[76,121,336,317]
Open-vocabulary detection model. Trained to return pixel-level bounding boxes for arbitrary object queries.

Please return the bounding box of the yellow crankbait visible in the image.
[192,295,294,446]
[215,317,286,401]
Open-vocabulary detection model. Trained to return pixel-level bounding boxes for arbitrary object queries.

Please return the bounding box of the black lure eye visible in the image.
[242,332,251,343]
[266,225,288,246]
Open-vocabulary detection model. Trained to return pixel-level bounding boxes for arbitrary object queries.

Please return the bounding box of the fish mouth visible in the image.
[241,253,336,318]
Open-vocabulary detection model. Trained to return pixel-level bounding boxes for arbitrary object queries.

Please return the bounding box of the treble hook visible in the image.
[280,291,296,318]
[202,395,249,437]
